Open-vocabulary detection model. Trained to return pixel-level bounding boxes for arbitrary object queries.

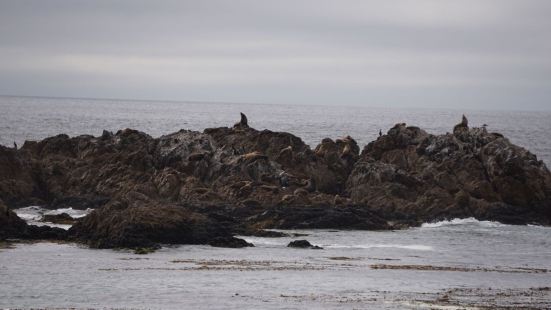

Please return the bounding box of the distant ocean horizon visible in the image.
[1,95,550,165]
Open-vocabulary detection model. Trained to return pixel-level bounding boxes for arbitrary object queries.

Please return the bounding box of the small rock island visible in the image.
[1,114,550,249]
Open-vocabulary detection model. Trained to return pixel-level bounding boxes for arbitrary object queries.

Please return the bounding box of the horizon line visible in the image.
[1,93,549,113]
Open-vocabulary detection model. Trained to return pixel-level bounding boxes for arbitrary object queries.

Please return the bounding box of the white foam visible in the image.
[239,237,288,247]
[421,217,505,228]
[43,207,92,218]
[13,206,44,221]
[13,206,92,230]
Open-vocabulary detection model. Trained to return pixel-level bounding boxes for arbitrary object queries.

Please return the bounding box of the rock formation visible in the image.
[0,199,67,241]
[287,239,323,249]
[1,115,550,248]
[347,120,551,224]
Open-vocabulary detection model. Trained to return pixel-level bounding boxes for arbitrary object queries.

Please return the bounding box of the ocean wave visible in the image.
[13,206,92,230]
[43,207,92,218]
[421,217,505,228]
[239,237,288,246]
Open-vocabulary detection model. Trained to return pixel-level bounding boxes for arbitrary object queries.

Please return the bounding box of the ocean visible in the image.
[1,95,550,309]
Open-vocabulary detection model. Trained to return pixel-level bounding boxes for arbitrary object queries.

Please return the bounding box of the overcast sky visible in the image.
[1,0,550,110]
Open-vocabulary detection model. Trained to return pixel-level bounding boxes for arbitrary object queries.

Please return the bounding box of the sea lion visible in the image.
[453,114,469,134]
[278,145,293,162]
[304,178,316,192]
[341,144,351,158]
[241,151,267,162]
[233,112,249,129]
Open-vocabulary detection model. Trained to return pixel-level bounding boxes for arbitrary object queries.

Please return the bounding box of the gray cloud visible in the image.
[1,0,550,110]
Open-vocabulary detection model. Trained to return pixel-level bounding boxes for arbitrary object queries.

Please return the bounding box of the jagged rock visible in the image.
[0,145,41,207]
[208,236,254,248]
[69,198,232,248]
[1,199,67,240]
[347,118,551,224]
[42,213,75,225]
[1,113,550,248]
[287,239,323,249]
[247,204,390,230]
[0,199,27,239]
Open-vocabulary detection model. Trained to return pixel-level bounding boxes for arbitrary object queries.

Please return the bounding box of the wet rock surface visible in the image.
[209,236,254,248]
[287,239,323,249]
[1,114,550,248]
[42,212,75,225]
[0,199,67,241]
[347,119,551,225]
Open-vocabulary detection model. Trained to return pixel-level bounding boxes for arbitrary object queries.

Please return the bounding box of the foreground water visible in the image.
[1,213,551,309]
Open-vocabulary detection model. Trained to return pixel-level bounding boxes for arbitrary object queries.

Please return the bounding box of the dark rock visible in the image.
[134,247,159,255]
[1,199,67,240]
[239,229,289,238]
[208,236,254,248]
[42,213,75,225]
[25,224,68,240]
[287,239,323,249]
[248,204,390,230]
[347,117,551,225]
[0,199,27,239]
[69,199,232,248]
[0,113,550,249]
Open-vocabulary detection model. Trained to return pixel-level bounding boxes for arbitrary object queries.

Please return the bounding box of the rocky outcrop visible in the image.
[346,120,551,225]
[287,239,323,249]
[69,197,234,248]
[42,213,75,225]
[0,199,67,240]
[0,199,27,239]
[209,236,254,248]
[1,114,550,248]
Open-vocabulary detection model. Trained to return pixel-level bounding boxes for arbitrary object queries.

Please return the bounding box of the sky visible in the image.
[0,0,550,110]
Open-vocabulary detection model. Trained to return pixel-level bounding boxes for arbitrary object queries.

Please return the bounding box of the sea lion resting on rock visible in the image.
[233,112,249,129]
[278,145,293,163]
[453,114,469,134]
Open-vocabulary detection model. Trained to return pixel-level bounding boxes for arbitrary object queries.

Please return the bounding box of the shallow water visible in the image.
[1,95,550,165]
[1,217,551,309]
